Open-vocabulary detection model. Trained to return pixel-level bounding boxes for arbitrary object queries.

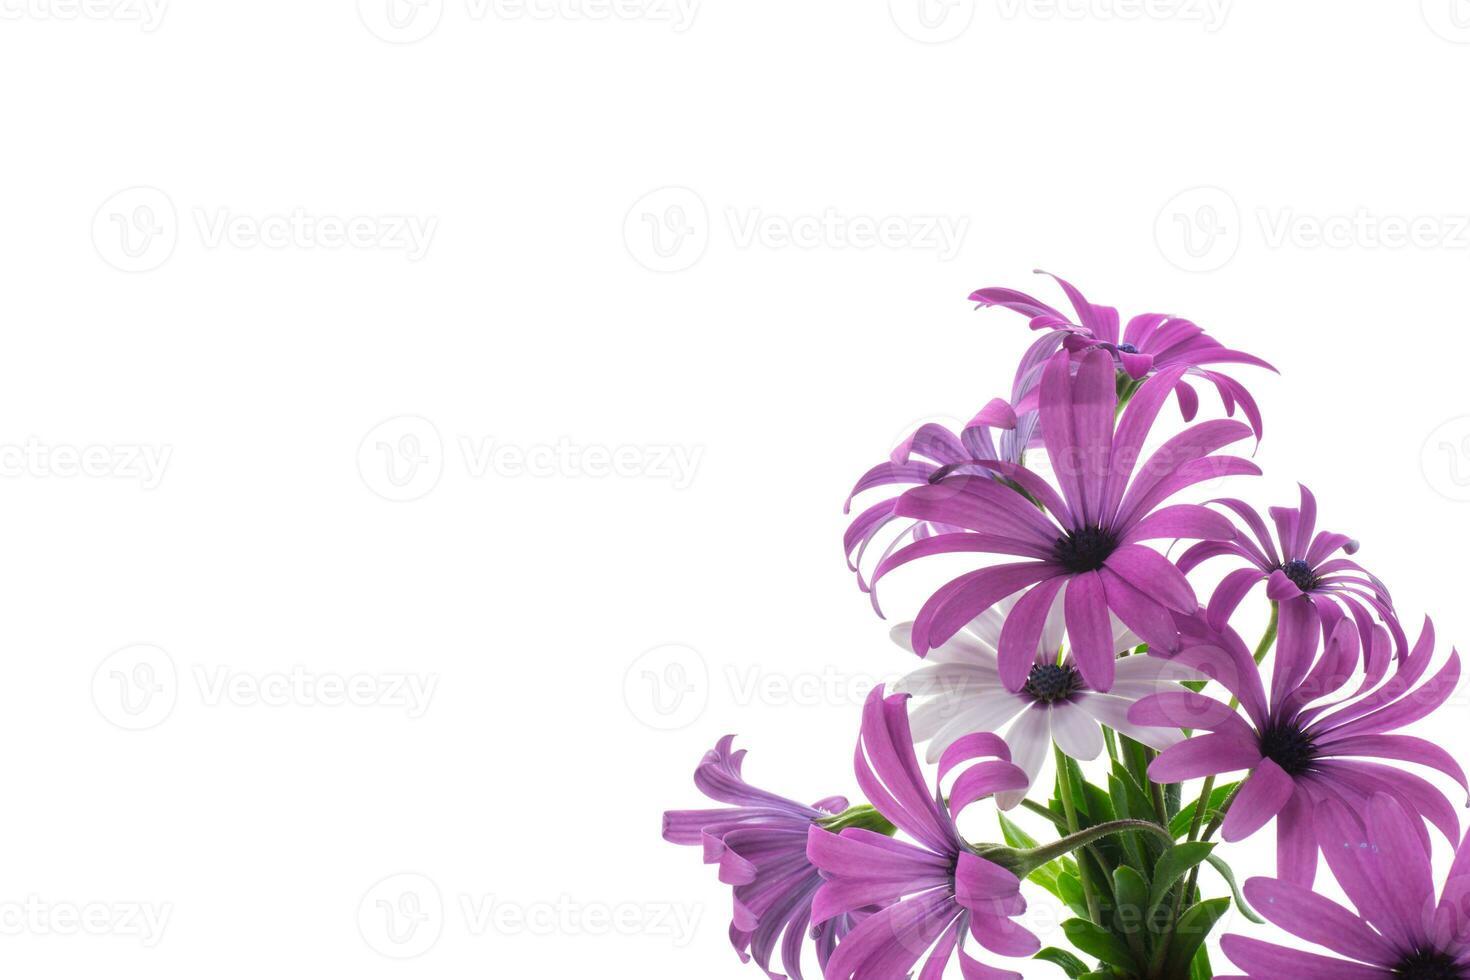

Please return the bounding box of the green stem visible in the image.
[1000,818,1176,877]
[1053,745,1102,922]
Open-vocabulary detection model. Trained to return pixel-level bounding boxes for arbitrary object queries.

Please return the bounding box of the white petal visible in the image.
[995,704,1050,810]
[961,592,1023,652]
[924,692,1029,763]
[1040,580,1069,658]
[1076,693,1187,751]
[894,663,998,698]
[1048,703,1105,761]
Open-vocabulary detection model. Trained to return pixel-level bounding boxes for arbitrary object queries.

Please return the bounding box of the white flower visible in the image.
[891,590,1201,809]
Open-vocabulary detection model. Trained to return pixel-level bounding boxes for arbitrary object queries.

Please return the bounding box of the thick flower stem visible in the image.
[1001,818,1176,878]
[1053,746,1102,922]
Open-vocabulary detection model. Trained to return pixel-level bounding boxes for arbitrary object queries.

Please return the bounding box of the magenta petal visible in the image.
[1103,544,1198,614]
[1221,758,1295,842]
[1220,935,1386,978]
[1241,877,1396,966]
[996,576,1066,692]
[1148,731,1262,781]
[1064,571,1115,692]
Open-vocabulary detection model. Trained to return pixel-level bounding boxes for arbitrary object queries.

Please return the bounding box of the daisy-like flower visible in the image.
[663,736,859,980]
[807,687,1039,980]
[890,592,1199,809]
[1221,793,1470,979]
[1178,483,1405,662]
[843,398,1020,600]
[971,271,1275,439]
[873,346,1255,692]
[1130,609,1465,885]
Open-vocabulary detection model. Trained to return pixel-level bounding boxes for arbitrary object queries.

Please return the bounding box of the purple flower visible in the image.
[1130,610,1465,885]
[1221,793,1470,978]
[1179,483,1406,662]
[872,347,1256,693]
[807,688,1039,980]
[891,592,1199,809]
[844,399,1021,601]
[971,271,1275,439]
[663,736,854,979]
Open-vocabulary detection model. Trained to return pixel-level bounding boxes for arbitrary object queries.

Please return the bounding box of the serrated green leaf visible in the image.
[1147,842,1215,908]
[1062,918,1137,970]
[1205,853,1266,924]
[1164,897,1231,977]
[1033,946,1091,977]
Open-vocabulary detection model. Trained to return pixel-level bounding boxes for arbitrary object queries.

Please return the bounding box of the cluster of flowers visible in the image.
[663,274,1467,979]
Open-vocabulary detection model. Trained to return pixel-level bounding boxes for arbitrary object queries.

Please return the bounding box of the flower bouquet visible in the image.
[663,274,1466,979]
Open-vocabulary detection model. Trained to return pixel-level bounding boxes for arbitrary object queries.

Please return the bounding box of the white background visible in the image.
[3,1,1470,976]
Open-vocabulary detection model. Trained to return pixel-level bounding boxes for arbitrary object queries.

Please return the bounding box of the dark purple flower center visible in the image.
[1279,558,1319,592]
[1024,664,1083,704]
[1394,948,1463,979]
[1258,721,1317,776]
[1116,343,1140,354]
[1052,525,1118,573]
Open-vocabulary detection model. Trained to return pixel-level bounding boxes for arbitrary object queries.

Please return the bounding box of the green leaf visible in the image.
[1164,897,1231,977]
[998,811,1039,849]
[1190,941,1214,980]
[1205,853,1267,924]
[1062,918,1137,971]
[1056,871,1091,919]
[1111,865,1152,961]
[1033,947,1091,977]
[1169,782,1239,838]
[1148,842,1215,908]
